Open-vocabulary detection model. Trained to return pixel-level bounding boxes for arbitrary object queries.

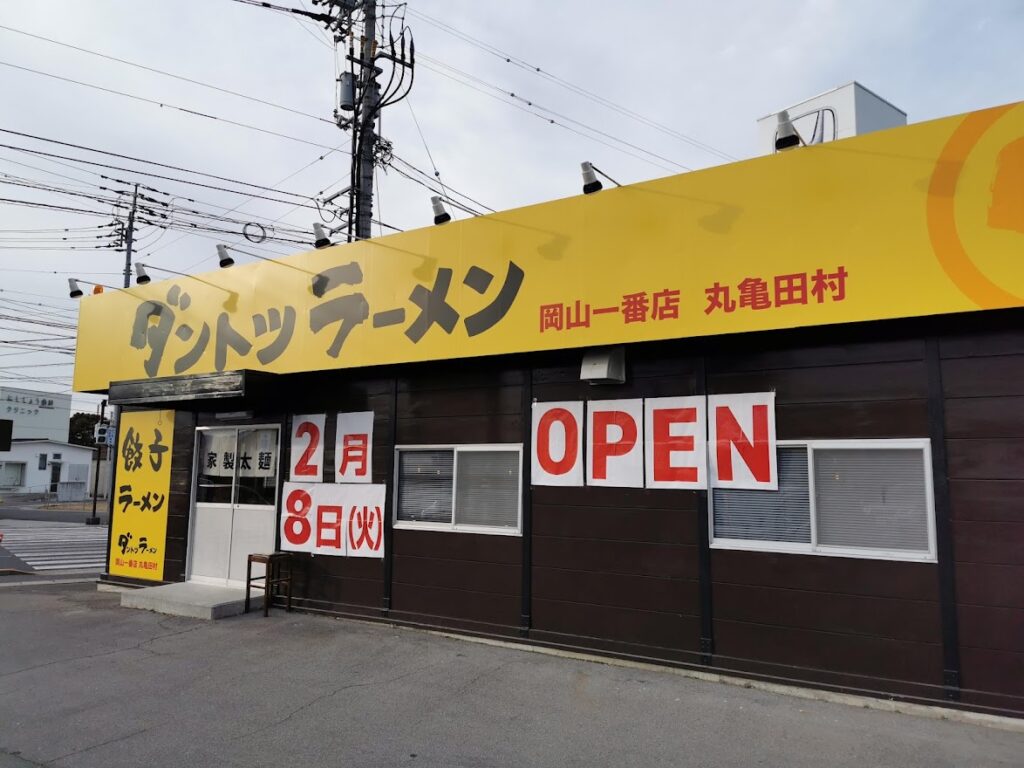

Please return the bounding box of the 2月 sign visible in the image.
[288,412,374,483]
[108,409,175,580]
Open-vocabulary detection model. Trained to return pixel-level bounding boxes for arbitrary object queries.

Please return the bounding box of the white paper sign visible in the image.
[644,396,707,489]
[587,399,644,488]
[531,401,584,487]
[201,429,277,479]
[708,392,778,490]
[280,481,386,558]
[289,414,326,482]
[336,411,374,483]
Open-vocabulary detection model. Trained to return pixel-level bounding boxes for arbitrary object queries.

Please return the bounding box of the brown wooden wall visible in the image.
[704,334,943,700]
[134,309,1024,716]
[278,371,392,617]
[941,326,1024,714]
[529,349,702,661]
[163,410,197,583]
[389,366,525,634]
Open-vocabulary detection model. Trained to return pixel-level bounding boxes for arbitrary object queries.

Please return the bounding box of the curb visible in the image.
[418,628,1024,734]
[0,577,96,589]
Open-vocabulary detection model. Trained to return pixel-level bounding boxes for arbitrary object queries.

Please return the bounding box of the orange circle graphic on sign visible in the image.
[926,104,1024,308]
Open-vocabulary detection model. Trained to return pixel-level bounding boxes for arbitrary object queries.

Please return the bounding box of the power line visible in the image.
[390,154,495,213]
[0,24,334,125]
[0,128,328,201]
[407,7,736,163]
[0,142,323,210]
[418,53,689,172]
[147,145,347,260]
[227,0,335,25]
[417,59,678,174]
[0,60,343,152]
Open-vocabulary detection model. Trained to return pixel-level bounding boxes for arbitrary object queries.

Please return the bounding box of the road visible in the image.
[0,522,107,573]
[0,503,108,525]
[0,582,1021,768]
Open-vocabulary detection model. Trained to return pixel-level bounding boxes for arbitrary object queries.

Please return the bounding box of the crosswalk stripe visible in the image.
[0,524,109,572]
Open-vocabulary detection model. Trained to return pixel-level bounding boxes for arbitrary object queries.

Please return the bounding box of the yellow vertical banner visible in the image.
[107,409,175,580]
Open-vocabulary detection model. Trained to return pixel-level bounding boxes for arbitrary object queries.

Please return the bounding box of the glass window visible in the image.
[235,428,279,506]
[814,448,930,552]
[713,447,810,543]
[454,450,520,529]
[197,429,234,504]
[711,441,934,561]
[397,450,454,524]
[396,446,522,533]
[0,462,24,487]
[196,427,279,505]
[38,454,47,471]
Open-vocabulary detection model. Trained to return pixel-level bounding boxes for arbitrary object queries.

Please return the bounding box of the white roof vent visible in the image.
[758,82,906,155]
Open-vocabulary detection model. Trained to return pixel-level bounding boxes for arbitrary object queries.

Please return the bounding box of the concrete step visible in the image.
[121,581,261,620]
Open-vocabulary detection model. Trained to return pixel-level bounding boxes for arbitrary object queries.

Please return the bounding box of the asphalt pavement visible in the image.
[0,503,108,525]
[0,582,1021,768]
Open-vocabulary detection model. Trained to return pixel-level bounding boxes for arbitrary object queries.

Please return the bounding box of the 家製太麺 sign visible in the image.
[108,409,175,580]
[73,101,1024,392]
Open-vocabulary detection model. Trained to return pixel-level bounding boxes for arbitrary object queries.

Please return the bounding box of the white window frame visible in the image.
[709,439,937,563]
[393,443,523,537]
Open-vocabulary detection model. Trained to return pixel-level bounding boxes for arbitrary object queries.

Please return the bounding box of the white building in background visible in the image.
[0,439,94,499]
[0,386,72,442]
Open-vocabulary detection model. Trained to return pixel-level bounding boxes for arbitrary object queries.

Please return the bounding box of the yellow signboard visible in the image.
[74,101,1024,393]
[108,409,174,581]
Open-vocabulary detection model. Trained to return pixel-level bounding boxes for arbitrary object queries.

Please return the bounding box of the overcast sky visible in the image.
[0,0,1021,414]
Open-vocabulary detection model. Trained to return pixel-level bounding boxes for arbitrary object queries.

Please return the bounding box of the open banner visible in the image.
[280,481,386,558]
[532,393,776,490]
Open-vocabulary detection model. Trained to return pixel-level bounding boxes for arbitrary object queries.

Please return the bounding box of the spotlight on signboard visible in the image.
[775,109,802,151]
[431,195,451,225]
[581,346,626,385]
[581,161,603,194]
[216,244,235,269]
[313,223,332,248]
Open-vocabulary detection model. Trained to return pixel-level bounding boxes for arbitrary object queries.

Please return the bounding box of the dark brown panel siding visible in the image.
[162,410,196,583]
[941,330,1024,714]
[391,530,522,630]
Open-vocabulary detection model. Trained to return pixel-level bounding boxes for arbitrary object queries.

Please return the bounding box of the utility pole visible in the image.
[92,183,136,530]
[354,0,377,241]
[122,183,139,289]
[319,0,412,241]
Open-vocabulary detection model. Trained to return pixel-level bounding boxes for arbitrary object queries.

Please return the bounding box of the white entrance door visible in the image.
[189,426,280,587]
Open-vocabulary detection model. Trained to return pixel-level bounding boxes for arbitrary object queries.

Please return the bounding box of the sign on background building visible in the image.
[0,386,71,442]
[107,409,175,580]
[73,102,1024,394]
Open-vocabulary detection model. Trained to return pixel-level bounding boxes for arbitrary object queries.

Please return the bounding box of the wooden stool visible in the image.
[245,552,293,616]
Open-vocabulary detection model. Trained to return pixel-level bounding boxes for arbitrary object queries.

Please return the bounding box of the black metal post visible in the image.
[381,376,398,616]
[926,336,961,700]
[520,366,533,637]
[85,399,107,525]
[695,354,715,665]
